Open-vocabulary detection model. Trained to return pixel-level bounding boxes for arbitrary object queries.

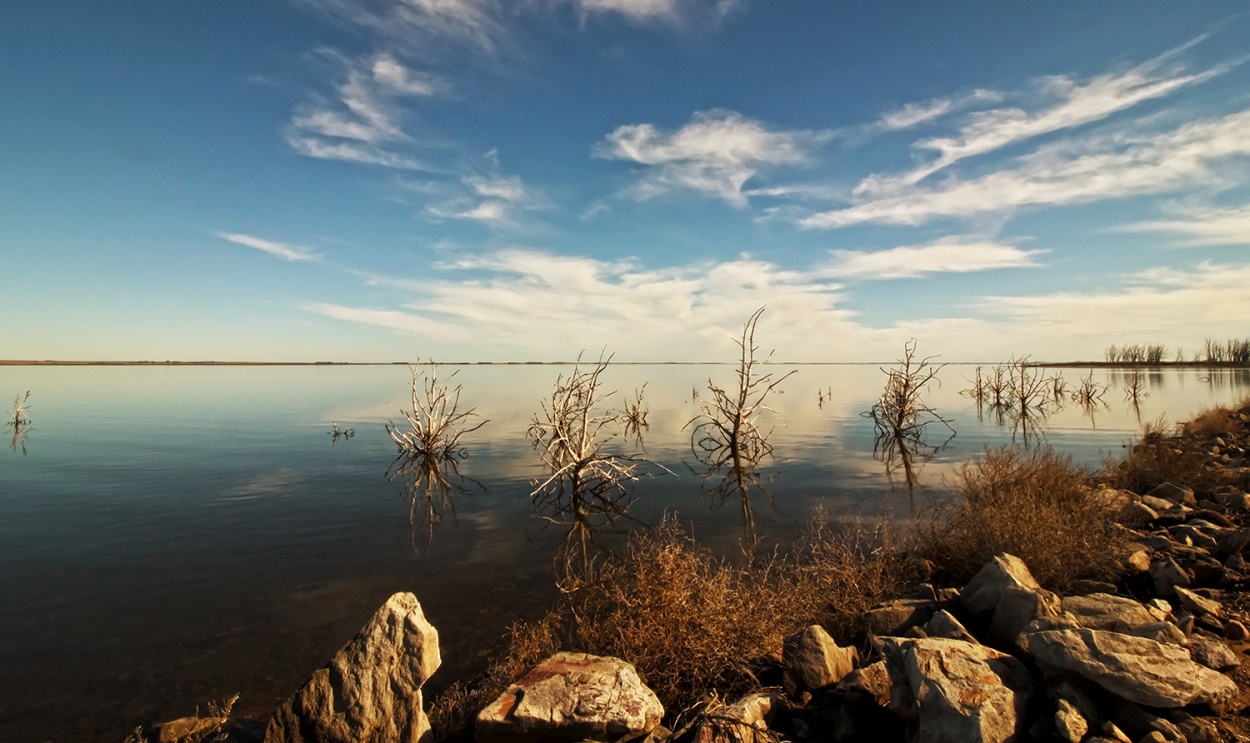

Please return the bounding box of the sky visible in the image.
[3,2,1249,363]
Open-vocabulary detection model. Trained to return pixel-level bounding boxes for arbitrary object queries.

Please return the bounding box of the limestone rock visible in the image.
[989,586,1060,648]
[837,660,893,708]
[476,652,663,743]
[1223,619,1250,641]
[1125,622,1188,646]
[1174,586,1223,619]
[925,609,978,644]
[782,624,857,695]
[1118,500,1158,527]
[1188,635,1241,671]
[1052,698,1087,743]
[1019,628,1237,708]
[879,637,1033,743]
[1149,556,1191,599]
[864,598,936,637]
[1061,593,1156,632]
[689,692,778,743]
[1149,482,1196,507]
[961,553,1041,616]
[264,592,440,743]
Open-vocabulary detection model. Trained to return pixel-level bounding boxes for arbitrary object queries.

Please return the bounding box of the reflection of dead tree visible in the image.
[687,307,795,470]
[529,353,667,575]
[621,384,650,449]
[384,361,487,553]
[387,452,480,554]
[1123,369,1149,403]
[864,341,954,499]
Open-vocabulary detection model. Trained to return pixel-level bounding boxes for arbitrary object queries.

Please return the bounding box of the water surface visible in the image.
[1,363,1246,741]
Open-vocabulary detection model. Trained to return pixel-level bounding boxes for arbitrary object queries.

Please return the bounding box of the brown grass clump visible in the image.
[426,514,919,739]
[1110,399,1249,496]
[919,446,1126,591]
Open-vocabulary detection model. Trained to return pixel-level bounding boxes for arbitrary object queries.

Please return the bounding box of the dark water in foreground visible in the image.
[1,363,1247,741]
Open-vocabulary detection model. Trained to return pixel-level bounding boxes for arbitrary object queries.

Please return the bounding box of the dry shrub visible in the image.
[920,446,1125,591]
[1111,400,1249,496]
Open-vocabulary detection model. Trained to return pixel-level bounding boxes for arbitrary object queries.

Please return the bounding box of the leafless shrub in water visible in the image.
[528,353,668,570]
[687,307,796,470]
[387,361,487,459]
[6,390,30,432]
[328,421,355,443]
[865,341,954,497]
[1070,370,1108,406]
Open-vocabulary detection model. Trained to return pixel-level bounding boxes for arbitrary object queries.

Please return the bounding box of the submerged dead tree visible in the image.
[386,361,488,553]
[528,353,667,573]
[864,340,954,494]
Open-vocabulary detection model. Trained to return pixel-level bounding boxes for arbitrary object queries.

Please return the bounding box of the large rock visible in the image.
[989,586,1060,648]
[961,554,1041,616]
[1061,593,1157,632]
[878,637,1033,743]
[1019,629,1237,708]
[476,652,663,743]
[1149,556,1191,599]
[1149,482,1196,507]
[264,592,440,743]
[864,598,936,637]
[782,624,857,695]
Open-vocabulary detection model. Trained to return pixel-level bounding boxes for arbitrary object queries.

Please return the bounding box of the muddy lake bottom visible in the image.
[1,364,1247,741]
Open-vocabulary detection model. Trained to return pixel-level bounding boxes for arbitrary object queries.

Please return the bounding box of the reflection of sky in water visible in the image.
[0,363,1247,740]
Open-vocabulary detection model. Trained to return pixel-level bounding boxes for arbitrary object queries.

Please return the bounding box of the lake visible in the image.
[1,362,1247,741]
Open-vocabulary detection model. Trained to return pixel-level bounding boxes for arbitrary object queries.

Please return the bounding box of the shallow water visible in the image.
[0,363,1246,741]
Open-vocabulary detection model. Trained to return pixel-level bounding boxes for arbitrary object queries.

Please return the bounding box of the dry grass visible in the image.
[1110,398,1249,496]
[918,446,1126,591]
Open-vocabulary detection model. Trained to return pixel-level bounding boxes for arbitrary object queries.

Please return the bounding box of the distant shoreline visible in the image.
[2,359,1248,368]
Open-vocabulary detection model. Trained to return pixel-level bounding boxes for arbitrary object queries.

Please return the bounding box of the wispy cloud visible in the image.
[874,89,1001,132]
[857,40,1234,195]
[596,110,825,207]
[803,108,1250,228]
[288,51,442,167]
[299,0,511,59]
[415,152,546,226]
[217,232,321,262]
[821,239,1045,279]
[1119,201,1250,246]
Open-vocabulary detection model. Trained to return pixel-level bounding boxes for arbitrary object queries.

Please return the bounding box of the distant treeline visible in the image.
[1105,338,1250,364]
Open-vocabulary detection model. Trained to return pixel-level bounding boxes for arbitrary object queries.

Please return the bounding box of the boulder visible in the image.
[989,586,1060,648]
[925,610,978,644]
[1214,528,1250,559]
[1141,495,1181,513]
[864,598,936,637]
[1174,586,1223,620]
[1060,593,1156,632]
[782,624,857,695]
[1224,620,1250,641]
[1052,698,1087,743]
[476,652,663,743]
[1149,556,1191,599]
[264,592,440,743]
[961,554,1041,616]
[837,660,893,708]
[1019,629,1237,708]
[1149,482,1196,507]
[1118,500,1158,527]
[1188,636,1240,671]
[879,637,1033,743]
[1125,622,1188,646]
[688,692,778,743]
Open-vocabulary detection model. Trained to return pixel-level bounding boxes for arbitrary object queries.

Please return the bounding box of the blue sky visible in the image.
[3,2,1249,362]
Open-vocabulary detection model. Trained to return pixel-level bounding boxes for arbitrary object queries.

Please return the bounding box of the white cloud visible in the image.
[419,163,546,226]
[596,110,824,207]
[300,0,510,58]
[217,232,321,262]
[803,108,1250,228]
[1120,202,1250,246]
[821,239,1045,279]
[288,52,442,167]
[875,89,1001,132]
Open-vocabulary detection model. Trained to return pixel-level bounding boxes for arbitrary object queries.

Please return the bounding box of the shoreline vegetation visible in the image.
[4,359,1250,367]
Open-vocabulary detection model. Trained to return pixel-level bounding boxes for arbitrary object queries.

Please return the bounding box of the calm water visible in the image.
[1,363,1247,741]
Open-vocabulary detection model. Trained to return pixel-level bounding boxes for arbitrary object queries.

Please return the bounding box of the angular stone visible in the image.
[782,624,857,695]
[1125,622,1188,646]
[864,598,936,637]
[990,586,1060,648]
[1149,556,1191,599]
[1118,500,1158,527]
[1149,482,1196,507]
[1213,528,1250,559]
[1168,525,1218,550]
[925,609,978,644]
[1174,586,1223,619]
[1053,698,1087,743]
[1061,593,1156,633]
[1125,549,1152,574]
[1141,495,1181,513]
[1019,629,1237,708]
[961,553,1041,616]
[689,692,778,743]
[837,660,893,708]
[1188,636,1240,671]
[879,637,1033,743]
[476,652,663,743]
[1223,619,1250,641]
[264,593,440,743]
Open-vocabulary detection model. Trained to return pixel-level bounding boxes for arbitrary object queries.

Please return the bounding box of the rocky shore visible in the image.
[132,403,1250,743]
